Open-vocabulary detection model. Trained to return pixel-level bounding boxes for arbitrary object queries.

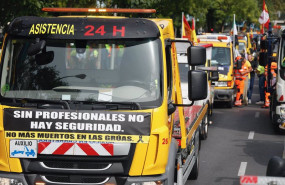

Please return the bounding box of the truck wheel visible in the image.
[227,100,233,108]
[209,102,213,116]
[188,154,199,180]
[270,91,277,121]
[200,114,208,140]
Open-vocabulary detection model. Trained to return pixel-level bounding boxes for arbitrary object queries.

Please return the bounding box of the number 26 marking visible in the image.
[162,138,168,144]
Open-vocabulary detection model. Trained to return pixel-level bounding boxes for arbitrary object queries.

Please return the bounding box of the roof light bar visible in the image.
[42,7,156,14]
[217,36,228,40]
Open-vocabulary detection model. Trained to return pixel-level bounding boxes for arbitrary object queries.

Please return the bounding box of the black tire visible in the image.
[200,114,208,140]
[270,91,277,121]
[209,102,213,116]
[188,154,199,180]
[227,100,233,108]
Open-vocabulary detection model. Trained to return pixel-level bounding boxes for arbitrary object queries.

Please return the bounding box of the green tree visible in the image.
[1,0,284,35]
[0,0,53,31]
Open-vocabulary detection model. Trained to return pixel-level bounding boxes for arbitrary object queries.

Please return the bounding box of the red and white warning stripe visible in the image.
[240,175,285,185]
[38,142,115,156]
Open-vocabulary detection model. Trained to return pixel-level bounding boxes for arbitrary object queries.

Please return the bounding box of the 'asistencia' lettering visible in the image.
[29,24,74,35]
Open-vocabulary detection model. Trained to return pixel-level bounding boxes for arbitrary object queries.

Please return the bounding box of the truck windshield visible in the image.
[281,39,285,68]
[238,42,246,53]
[0,37,162,108]
[211,47,231,66]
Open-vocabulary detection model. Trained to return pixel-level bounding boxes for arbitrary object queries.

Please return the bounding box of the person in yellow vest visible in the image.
[247,54,258,104]
[234,56,249,106]
[242,54,252,105]
[256,64,265,104]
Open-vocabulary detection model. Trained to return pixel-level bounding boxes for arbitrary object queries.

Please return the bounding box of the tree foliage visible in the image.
[0,0,284,34]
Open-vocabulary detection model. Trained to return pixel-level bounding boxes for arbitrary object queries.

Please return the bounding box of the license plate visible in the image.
[10,140,37,158]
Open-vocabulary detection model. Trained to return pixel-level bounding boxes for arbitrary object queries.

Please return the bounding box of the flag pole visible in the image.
[233,14,235,55]
[263,0,265,33]
[181,12,184,38]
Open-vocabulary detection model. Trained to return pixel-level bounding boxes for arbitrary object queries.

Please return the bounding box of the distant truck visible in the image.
[0,7,209,185]
[197,34,235,108]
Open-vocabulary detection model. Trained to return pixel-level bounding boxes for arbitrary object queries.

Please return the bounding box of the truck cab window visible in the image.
[165,46,173,100]
[1,38,163,108]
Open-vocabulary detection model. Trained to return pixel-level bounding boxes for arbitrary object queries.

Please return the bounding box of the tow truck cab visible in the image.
[238,39,247,55]
[270,29,285,130]
[197,34,235,108]
[176,41,216,141]
[0,8,208,185]
[238,33,253,55]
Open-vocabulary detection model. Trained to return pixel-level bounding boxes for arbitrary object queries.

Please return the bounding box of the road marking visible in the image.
[238,162,247,176]
[248,131,255,140]
[255,112,260,118]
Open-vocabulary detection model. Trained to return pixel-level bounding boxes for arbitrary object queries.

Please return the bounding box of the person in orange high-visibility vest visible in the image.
[234,56,249,106]
[263,61,277,108]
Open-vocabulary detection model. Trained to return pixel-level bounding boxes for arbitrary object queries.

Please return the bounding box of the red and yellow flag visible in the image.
[182,15,192,40]
[182,15,198,43]
[258,0,270,32]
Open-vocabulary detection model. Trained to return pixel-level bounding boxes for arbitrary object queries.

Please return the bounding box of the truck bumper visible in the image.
[214,89,235,102]
[0,173,169,185]
[0,139,178,185]
[274,105,285,129]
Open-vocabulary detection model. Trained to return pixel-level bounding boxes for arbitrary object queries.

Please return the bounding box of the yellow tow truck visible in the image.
[197,34,235,108]
[238,33,253,55]
[0,8,208,185]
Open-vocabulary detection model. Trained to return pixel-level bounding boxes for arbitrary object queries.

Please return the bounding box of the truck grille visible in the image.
[20,144,136,176]
[43,175,109,184]
[42,161,111,170]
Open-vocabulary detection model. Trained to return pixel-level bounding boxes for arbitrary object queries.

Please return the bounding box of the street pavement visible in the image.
[187,77,285,185]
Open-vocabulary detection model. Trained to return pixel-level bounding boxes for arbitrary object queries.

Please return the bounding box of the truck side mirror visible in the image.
[210,71,219,81]
[28,40,46,56]
[188,70,208,100]
[35,51,54,65]
[187,46,206,66]
[0,33,3,43]
[266,156,285,177]
[167,102,176,115]
[260,40,268,50]
[259,52,268,66]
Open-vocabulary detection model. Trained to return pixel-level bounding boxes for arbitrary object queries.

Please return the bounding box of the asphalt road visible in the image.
[187,78,285,185]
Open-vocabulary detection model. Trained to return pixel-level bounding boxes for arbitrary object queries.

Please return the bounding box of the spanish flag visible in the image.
[182,15,198,43]
[191,18,198,43]
[182,15,192,40]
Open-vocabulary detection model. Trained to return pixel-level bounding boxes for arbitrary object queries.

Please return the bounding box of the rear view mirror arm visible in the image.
[173,101,195,107]
[196,66,218,72]
[165,39,193,46]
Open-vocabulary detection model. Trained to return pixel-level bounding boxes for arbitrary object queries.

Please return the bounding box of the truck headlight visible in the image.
[280,107,285,119]
[143,182,163,185]
[0,177,24,185]
[131,181,164,185]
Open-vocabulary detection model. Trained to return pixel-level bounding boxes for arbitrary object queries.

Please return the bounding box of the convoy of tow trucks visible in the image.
[0,4,284,185]
[0,7,213,185]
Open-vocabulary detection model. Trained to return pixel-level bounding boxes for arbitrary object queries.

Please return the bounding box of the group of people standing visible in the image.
[234,51,275,108]
[234,53,256,106]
